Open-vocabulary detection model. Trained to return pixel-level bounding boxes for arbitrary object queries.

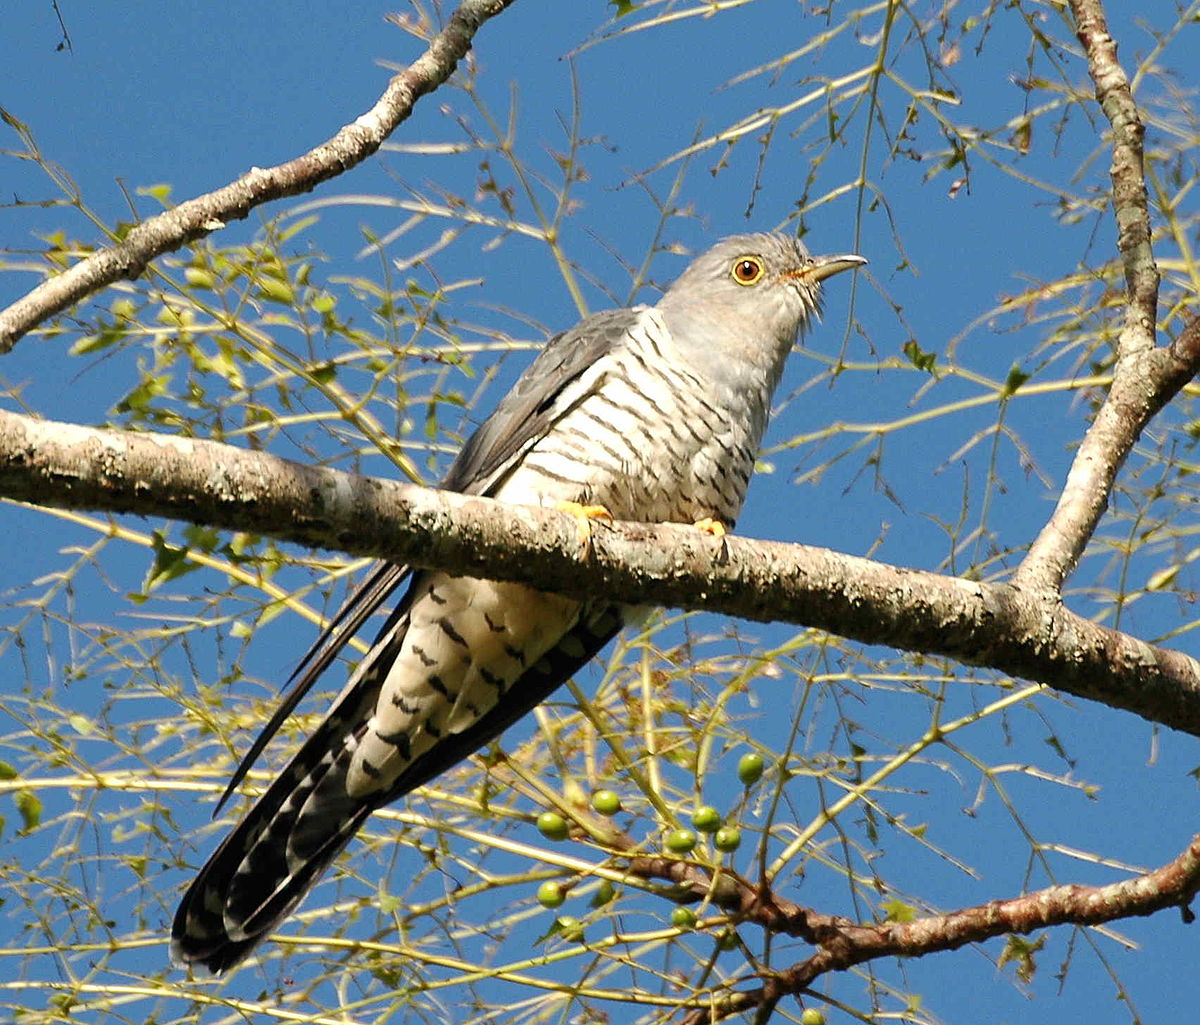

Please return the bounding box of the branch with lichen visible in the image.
[1015,0,1167,592]
[6,407,1200,739]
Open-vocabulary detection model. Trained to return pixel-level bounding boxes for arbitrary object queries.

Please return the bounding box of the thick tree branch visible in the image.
[1015,1,1168,592]
[0,0,518,354]
[4,409,1200,738]
[682,833,1200,1023]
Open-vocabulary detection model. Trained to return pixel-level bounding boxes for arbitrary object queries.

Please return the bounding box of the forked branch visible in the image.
[1015,0,1172,592]
[680,832,1200,1023]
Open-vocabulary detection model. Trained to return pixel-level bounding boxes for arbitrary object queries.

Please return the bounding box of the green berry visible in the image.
[737,752,766,786]
[556,915,585,942]
[591,789,622,816]
[591,879,617,907]
[537,811,569,841]
[665,828,698,854]
[800,1009,827,1025]
[714,826,742,852]
[671,906,698,929]
[691,805,722,833]
[537,881,565,908]
[716,928,740,951]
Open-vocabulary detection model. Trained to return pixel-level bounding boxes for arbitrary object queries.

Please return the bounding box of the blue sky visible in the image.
[2,3,1198,1024]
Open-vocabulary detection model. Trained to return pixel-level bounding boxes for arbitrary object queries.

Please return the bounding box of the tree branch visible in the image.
[0,0,518,354]
[1015,316,1200,590]
[1070,0,1158,347]
[5,408,1200,739]
[682,833,1200,1023]
[1014,0,1169,592]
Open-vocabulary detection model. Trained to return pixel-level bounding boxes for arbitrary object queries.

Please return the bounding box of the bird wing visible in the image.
[441,306,647,493]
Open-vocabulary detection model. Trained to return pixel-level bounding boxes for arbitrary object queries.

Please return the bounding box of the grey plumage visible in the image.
[170,232,865,973]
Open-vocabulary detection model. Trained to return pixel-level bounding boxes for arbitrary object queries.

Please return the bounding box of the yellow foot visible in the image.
[555,501,614,550]
[693,517,728,538]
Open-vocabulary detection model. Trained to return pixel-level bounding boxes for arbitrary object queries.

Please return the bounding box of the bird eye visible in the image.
[731,256,764,286]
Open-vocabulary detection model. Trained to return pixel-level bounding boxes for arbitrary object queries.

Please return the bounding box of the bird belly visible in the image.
[347,574,579,796]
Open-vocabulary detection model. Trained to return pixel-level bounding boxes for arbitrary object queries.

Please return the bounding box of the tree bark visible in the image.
[4,408,1200,738]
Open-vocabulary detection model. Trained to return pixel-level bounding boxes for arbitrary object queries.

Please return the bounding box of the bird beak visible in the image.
[800,254,868,283]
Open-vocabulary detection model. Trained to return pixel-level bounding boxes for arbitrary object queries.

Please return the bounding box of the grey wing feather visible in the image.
[443,307,644,493]
[215,307,641,813]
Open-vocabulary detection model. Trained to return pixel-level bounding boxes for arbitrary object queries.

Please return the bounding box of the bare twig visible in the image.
[0,0,518,353]
[5,408,1200,739]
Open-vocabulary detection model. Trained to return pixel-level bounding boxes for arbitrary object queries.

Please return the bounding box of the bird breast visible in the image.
[498,309,765,528]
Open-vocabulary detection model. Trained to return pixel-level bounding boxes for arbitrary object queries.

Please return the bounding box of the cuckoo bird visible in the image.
[171,232,865,973]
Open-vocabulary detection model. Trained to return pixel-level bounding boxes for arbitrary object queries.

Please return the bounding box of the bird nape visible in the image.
[170,232,866,974]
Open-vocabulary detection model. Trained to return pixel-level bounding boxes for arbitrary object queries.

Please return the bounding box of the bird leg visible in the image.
[693,517,731,564]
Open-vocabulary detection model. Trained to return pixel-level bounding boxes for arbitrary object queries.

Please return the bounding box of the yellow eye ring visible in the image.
[730,256,765,286]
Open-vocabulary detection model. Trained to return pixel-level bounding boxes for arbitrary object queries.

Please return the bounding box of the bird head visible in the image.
[655,232,865,387]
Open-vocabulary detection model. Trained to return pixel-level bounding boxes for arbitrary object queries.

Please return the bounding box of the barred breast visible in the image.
[499,308,765,528]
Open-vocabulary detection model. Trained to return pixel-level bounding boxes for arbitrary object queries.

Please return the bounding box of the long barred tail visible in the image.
[172,599,625,974]
[171,711,378,974]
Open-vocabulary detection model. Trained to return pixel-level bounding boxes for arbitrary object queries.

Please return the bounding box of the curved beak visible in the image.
[805,253,868,283]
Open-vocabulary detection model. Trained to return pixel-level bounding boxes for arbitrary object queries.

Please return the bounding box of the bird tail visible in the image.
[171,709,378,974]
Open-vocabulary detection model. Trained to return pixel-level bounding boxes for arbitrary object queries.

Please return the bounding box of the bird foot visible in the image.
[555,501,614,552]
[692,517,728,538]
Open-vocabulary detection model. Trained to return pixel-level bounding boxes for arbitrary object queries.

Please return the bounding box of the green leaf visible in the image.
[15,789,41,834]
[611,0,638,15]
[0,761,17,781]
[277,215,319,243]
[66,714,95,737]
[136,183,173,204]
[998,933,1046,983]
[115,372,170,414]
[185,266,217,290]
[144,530,200,591]
[183,524,221,553]
[1002,363,1030,397]
[309,361,338,385]
[1148,565,1180,591]
[257,277,295,305]
[902,339,937,374]
[880,897,915,922]
[70,325,128,356]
